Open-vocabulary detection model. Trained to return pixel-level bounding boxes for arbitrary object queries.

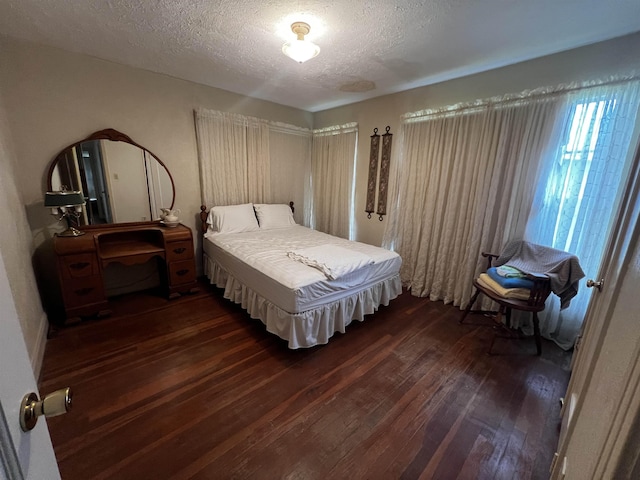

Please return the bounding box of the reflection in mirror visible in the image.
[48,129,175,225]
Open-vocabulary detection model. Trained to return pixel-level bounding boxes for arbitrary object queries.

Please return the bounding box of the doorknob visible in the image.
[586,278,604,291]
[20,387,72,432]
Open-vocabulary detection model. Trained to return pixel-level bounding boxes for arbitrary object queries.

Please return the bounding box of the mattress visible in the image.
[203,225,402,313]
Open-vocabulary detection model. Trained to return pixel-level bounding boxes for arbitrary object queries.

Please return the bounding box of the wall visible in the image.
[314,32,640,246]
[0,35,312,231]
[0,90,48,376]
[0,35,312,370]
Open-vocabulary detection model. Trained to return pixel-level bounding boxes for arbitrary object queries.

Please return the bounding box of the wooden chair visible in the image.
[460,252,552,355]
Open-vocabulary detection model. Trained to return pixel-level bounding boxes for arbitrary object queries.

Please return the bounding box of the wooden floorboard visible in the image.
[40,279,571,480]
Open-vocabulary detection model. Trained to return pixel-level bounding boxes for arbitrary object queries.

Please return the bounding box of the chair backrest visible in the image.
[491,240,584,309]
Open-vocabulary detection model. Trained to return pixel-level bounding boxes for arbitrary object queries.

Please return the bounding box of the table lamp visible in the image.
[44,190,86,237]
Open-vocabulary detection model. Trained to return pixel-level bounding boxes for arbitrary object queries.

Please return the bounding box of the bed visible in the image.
[199,202,402,348]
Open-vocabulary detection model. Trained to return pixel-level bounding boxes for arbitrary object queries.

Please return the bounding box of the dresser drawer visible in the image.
[60,254,99,279]
[53,224,198,320]
[166,241,194,262]
[168,259,196,286]
[62,275,105,309]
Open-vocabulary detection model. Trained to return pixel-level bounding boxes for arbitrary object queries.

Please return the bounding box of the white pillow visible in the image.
[206,203,259,235]
[254,204,297,230]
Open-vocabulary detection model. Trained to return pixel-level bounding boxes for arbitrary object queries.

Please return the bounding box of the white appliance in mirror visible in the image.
[48,129,175,225]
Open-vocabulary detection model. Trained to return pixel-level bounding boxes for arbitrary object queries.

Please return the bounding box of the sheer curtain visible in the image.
[195,109,311,217]
[195,109,270,206]
[383,97,562,307]
[524,79,640,349]
[269,125,312,225]
[310,123,358,239]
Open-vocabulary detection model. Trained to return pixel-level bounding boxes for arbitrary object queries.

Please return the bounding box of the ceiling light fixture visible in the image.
[282,22,320,63]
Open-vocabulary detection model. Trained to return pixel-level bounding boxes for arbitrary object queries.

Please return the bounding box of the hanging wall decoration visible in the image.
[365,127,380,219]
[376,126,393,221]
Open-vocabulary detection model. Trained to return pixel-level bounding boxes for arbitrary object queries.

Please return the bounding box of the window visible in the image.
[525,81,640,349]
[548,99,615,250]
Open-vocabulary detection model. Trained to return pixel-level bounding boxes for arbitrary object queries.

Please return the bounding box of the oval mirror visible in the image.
[47,129,175,225]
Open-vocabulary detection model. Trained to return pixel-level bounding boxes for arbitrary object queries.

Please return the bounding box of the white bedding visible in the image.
[203,225,402,348]
[287,244,374,280]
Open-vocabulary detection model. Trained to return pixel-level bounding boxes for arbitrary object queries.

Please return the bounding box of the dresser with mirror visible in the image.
[48,128,198,323]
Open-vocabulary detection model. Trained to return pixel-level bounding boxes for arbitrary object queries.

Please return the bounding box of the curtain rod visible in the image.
[313,122,358,135]
[194,108,311,134]
[403,73,640,121]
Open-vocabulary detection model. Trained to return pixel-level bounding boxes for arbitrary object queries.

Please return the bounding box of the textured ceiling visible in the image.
[1,0,639,112]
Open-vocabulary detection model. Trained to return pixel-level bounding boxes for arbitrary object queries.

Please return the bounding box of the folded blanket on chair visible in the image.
[477,274,531,300]
[495,240,585,309]
[287,245,374,280]
[487,267,534,289]
[496,265,526,278]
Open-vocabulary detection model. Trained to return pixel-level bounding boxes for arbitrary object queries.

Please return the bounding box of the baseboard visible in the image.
[31,311,49,381]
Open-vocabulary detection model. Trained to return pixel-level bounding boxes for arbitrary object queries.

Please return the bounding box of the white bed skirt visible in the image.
[204,254,402,349]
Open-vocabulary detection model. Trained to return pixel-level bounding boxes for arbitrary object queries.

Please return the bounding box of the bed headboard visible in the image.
[199,202,295,235]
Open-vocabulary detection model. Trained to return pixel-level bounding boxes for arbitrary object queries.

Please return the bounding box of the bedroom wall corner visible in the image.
[0,65,49,374]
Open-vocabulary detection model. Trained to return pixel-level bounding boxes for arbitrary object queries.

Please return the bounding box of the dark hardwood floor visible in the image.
[40,279,571,480]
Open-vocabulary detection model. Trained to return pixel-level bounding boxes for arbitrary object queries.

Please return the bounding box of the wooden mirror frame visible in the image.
[47,128,176,224]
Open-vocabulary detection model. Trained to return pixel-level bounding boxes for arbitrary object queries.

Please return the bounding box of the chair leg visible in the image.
[460,288,482,324]
[489,310,543,356]
[532,312,542,356]
[488,306,506,355]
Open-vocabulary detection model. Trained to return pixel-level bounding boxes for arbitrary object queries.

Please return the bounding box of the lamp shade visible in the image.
[282,22,320,63]
[44,191,85,207]
[282,39,320,63]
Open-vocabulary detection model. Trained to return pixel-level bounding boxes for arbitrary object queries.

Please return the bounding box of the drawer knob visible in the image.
[173,247,187,254]
[176,269,190,276]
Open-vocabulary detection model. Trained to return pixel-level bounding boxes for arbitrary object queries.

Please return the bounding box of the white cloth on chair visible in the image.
[495,240,585,309]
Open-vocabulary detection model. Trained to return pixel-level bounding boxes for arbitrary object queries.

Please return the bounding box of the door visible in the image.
[551,141,640,478]
[79,141,113,224]
[0,251,60,479]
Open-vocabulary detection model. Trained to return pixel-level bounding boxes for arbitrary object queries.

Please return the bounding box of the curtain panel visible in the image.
[311,123,358,239]
[195,109,269,207]
[523,80,640,349]
[195,109,311,217]
[383,98,562,307]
